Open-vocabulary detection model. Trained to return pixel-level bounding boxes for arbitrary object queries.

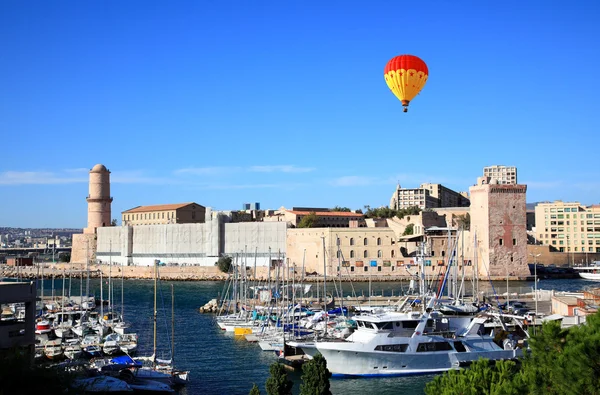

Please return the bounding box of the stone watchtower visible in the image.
[469,176,529,278]
[84,164,113,234]
[71,164,113,264]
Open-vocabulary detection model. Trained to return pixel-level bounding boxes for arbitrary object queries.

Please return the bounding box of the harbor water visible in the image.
[27,276,595,395]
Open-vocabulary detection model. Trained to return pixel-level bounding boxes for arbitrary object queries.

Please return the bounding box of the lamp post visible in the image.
[530,252,541,316]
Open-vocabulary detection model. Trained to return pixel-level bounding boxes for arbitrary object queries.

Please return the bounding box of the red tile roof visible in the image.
[122,202,202,213]
[287,210,363,217]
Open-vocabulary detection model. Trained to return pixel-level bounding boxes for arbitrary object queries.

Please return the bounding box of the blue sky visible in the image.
[1,1,599,228]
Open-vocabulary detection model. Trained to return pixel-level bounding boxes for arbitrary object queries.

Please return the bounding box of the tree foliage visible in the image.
[454,213,471,231]
[300,353,332,395]
[364,206,421,219]
[111,219,118,226]
[403,223,414,236]
[298,212,318,228]
[426,313,600,395]
[265,362,293,395]
[331,206,351,212]
[249,383,261,395]
[60,253,71,263]
[216,255,232,273]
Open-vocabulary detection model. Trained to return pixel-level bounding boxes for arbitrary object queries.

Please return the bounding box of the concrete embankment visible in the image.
[1,263,533,282]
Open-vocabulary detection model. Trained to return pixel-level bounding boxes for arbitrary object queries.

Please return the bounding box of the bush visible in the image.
[216,256,232,273]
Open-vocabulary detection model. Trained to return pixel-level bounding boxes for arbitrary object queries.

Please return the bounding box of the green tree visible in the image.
[217,255,232,273]
[265,362,293,395]
[111,218,118,226]
[403,223,414,236]
[300,353,332,395]
[59,253,71,263]
[298,212,318,228]
[426,358,520,395]
[455,213,471,231]
[249,383,261,395]
[331,206,351,212]
[425,314,600,395]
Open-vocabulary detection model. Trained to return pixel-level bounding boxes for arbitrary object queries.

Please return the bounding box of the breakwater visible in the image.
[0,263,536,282]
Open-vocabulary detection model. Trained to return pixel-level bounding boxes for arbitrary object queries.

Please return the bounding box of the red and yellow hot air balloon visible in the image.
[384,55,428,112]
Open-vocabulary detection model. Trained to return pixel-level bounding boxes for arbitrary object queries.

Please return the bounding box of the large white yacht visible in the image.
[288,309,523,377]
[574,262,600,280]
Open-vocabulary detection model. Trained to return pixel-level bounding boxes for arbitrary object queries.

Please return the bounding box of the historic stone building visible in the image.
[469,176,528,277]
[71,164,113,264]
[122,203,206,226]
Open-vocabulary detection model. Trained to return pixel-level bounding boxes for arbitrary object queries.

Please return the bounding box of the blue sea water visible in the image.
[30,276,593,395]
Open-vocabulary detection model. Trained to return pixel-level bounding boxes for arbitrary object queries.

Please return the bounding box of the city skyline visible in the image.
[1,1,599,227]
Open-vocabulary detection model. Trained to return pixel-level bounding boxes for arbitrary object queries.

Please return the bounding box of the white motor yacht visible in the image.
[289,310,523,377]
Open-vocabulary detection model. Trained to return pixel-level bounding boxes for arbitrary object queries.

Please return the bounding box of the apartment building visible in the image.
[483,165,517,185]
[534,201,600,253]
[389,183,470,210]
[122,202,206,226]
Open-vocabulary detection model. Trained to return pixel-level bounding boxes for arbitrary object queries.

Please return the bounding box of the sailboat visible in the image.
[135,260,189,386]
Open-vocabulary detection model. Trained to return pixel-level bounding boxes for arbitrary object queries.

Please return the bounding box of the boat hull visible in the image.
[317,346,521,377]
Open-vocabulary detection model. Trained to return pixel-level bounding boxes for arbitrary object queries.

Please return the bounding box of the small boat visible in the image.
[119,333,138,355]
[103,333,122,356]
[35,320,52,335]
[64,338,83,360]
[44,339,64,360]
[72,375,133,393]
[82,334,103,357]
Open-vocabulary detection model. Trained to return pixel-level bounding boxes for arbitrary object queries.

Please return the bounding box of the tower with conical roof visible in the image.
[84,164,113,234]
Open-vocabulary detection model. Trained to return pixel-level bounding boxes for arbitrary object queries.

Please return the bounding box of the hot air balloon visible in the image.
[384,55,428,112]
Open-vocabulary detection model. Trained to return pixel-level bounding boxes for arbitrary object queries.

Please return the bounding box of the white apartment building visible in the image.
[534,201,600,253]
[483,165,517,185]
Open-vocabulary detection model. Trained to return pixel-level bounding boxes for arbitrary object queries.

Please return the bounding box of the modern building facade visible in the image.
[534,201,600,253]
[469,177,528,277]
[122,203,206,226]
[389,183,470,210]
[483,165,517,185]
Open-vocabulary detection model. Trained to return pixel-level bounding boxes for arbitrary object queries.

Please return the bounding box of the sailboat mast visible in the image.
[85,241,90,307]
[109,240,112,312]
[322,237,327,324]
[121,257,124,319]
[171,284,175,363]
[153,259,158,361]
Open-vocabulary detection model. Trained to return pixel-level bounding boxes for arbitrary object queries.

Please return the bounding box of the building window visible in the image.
[378,266,382,272]
[350,238,354,246]
[162,212,165,219]
[377,237,382,246]
[364,266,368,272]
[391,250,395,258]
[364,238,368,246]
[364,250,368,258]
[499,239,503,246]
[512,238,517,246]
[350,250,355,258]
[377,250,382,258]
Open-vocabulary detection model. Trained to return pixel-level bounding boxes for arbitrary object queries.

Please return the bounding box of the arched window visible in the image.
[364,238,368,246]
[363,250,368,258]
[442,251,445,257]
[350,238,355,246]
[377,250,382,258]
[377,237,382,246]
[391,250,395,258]
[350,250,355,258]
